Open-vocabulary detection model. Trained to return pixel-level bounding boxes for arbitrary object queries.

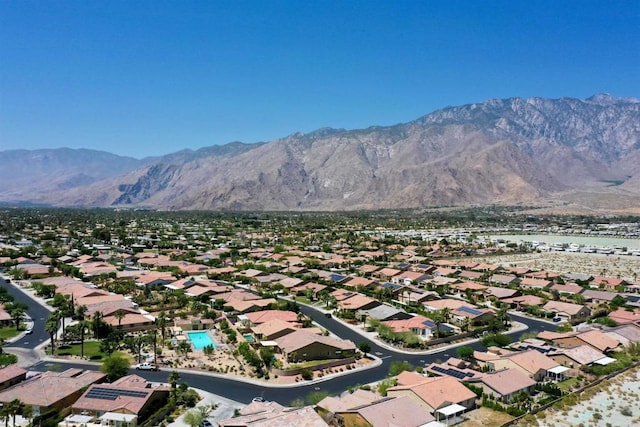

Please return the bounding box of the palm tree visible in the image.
[45,314,59,355]
[155,311,169,346]
[168,370,181,400]
[20,406,32,427]
[440,308,451,323]
[432,311,446,339]
[114,309,126,328]
[79,320,87,359]
[0,405,9,427]
[6,399,22,427]
[91,311,106,338]
[9,307,25,331]
[124,335,146,363]
[74,304,88,321]
[497,306,510,328]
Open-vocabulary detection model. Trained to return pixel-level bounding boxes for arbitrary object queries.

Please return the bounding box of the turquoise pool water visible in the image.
[244,334,254,342]
[186,331,216,350]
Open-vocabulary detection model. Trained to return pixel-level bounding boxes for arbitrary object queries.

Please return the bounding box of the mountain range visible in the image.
[2,94,639,212]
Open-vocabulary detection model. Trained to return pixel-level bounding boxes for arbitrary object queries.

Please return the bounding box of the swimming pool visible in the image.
[186,331,216,350]
[244,334,254,342]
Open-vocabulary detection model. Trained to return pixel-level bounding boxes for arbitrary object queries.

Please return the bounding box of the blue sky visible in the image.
[1,1,638,158]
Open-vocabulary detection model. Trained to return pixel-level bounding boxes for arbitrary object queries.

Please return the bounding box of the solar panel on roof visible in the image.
[85,387,148,401]
[458,306,482,316]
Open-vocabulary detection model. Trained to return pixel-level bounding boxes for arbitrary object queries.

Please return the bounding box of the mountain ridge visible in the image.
[2,94,639,212]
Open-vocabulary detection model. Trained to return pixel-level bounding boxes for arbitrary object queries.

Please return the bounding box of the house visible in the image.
[105,312,155,332]
[173,316,215,332]
[243,310,300,326]
[423,298,476,312]
[67,375,169,426]
[334,396,438,427]
[502,295,546,311]
[251,319,299,341]
[358,265,380,275]
[538,329,622,353]
[290,282,327,298]
[0,305,12,327]
[606,324,640,346]
[549,283,584,295]
[219,401,327,427]
[358,304,412,322]
[376,282,405,299]
[225,298,277,313]
[273,329,355,361]
[608,309,640,325]
[450,281,487,295]
[519,277,552,290]
[0,369,106,418]
[424,362,483,381]
[548,345,609,369]
[278,277,304,290]
[387,372,476,420]
[581,290,621,306]
[382,315,439,340]
[0,365,27,391]
[457,270,484,281]
[503,349,566,381]
[483,287,520,300]
[344,276,377,290]
[392,271,430,286]
[542,301,591,321]
[479,349,563,381]
[316,389,379,416]
[338,294,381,314]
[404,290,440,305]
[373,267,401,281]
[135,274,176,288]
[488,274,519,286]
[15,263,50,277]
[590,276,627,290]
[479,369,536,403]
[450,306,496,326]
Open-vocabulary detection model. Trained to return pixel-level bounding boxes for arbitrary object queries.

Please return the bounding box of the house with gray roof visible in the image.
[358,304,412,322]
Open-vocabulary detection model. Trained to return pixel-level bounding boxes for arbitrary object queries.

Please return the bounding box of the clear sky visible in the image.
[1,1,638,158]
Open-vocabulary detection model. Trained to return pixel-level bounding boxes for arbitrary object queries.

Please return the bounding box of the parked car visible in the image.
[25,328,33,334]
[201,420,213,427]
[252,396,265,403]
[134,363,159,371]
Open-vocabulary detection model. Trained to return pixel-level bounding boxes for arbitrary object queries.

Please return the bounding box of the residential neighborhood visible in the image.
[0,209,639,426]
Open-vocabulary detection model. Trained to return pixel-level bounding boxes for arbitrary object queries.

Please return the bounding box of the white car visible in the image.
[134,363,158,371]
[25,328,33,334]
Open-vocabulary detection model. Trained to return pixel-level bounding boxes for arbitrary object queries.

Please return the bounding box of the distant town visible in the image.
[0,208,639,427]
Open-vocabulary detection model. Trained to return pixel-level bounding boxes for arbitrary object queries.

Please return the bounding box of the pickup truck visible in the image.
[134,363,159,371]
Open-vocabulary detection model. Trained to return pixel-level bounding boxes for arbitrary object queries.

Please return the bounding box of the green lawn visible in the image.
[557,377,579,393]
[0,326,22,340]
[288,358,342,369]
[53,341,131,361]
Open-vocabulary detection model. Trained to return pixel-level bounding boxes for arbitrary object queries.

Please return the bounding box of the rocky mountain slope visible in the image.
[2,94,639,211]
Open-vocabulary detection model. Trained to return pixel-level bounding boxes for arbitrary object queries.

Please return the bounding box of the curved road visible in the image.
[1,277,51,349]
[2,277,557,404]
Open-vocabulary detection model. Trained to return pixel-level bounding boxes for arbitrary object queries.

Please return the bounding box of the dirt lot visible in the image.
[461,407,514,427]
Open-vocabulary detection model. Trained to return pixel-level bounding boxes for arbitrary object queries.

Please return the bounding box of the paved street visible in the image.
[2,276,557,405]
[1,277,52,349]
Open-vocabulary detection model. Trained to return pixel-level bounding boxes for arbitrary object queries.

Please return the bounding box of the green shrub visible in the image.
[300,369,313,380]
